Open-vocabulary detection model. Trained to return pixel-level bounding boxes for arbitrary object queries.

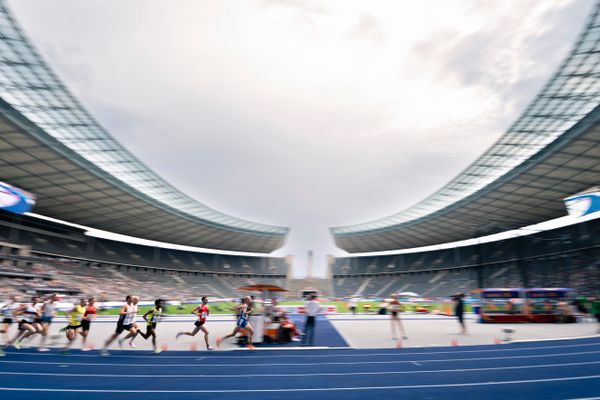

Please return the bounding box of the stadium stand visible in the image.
[330,218,600,298]
[0,211,289,300]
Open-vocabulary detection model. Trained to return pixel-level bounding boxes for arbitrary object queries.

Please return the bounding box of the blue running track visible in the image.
[0,337,599,400]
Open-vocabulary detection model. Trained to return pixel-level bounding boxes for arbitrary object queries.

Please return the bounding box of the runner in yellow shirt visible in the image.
[61,298,87,354]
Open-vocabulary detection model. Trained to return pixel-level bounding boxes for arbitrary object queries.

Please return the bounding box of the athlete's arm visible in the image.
[118,304,128,315]
[143,310,151,322]
[191,306,200,316]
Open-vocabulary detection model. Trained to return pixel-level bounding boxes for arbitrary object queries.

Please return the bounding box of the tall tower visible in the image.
[307,250,313,278]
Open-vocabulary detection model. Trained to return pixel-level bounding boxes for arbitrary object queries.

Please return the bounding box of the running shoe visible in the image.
[216,337,222,348]
[13,340,21,350]
[175,332,182,340]
[38,347,50,352]
[207,346,215,351]
[129,341,136,349]
[291,338,301,342]
[153,348,162,354]
[81,347,91,352]
[402,336,408,340]
[117,338,124,348]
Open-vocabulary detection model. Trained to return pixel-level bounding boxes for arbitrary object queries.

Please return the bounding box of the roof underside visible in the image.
[334,106,600,252]
[333,1,600,252]
[0,1,288,252]
[0,100,285,252]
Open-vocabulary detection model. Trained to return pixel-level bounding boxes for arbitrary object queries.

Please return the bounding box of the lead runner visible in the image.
[217,296,255,350]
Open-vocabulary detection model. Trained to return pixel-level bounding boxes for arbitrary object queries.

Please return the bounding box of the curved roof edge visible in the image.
[0,1,288,237]
[332,1,600,237]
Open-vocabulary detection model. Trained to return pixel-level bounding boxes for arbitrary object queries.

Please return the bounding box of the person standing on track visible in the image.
[176,296,214,350]
[132,298,164,354]
[389,294,408,341]
[217,296,255,350]
[0,294,20,344]
[348,297,358,315]
[301,294,322,346]
[81,297,97,351]
[101,295,138,356]
[591,296,600,334]
[454,292,467,334]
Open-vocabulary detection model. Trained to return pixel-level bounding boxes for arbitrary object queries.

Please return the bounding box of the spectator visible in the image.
[591,297,600,334]
[453,293,466,334]
[277,311,301,343]
[348,297,358,315]
[302,294,322,346]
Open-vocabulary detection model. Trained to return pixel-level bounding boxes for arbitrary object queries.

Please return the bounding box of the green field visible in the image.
[59,301,468,315]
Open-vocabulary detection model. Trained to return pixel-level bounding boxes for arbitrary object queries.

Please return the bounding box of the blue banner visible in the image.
[0,181,35,214]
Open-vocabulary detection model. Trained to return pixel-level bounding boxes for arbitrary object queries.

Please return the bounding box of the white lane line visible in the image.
[568,397,600,400]
[327,317,355,348]
[0,360,598,378]
[0,374,599,393]
[4,340,599,360]
[1,350,599,368]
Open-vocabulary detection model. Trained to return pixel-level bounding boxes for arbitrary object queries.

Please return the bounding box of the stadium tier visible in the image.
[330,218,600,298]
[331,2,600,253]
[0,211,289,300]
[0,1,289,253]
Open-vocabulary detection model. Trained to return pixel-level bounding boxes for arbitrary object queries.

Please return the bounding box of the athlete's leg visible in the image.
[223,326,241,340]
[178,326,200,337]
[199,325,210,348]
[0,322,10,344]
[38,321,50,349]
[245,324,255,349]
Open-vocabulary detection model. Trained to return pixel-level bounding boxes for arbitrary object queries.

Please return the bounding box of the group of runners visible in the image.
[0,294,97,353]
[0,293,257,355]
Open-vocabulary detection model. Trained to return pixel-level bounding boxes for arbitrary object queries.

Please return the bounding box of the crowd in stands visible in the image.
[332,218,600,299]
[1,254,286,301]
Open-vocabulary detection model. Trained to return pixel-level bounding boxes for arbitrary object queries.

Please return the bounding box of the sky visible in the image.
[8,0,595,277]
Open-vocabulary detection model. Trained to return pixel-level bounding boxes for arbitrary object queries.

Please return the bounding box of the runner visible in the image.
[217,296,255,350]
[389,294,408,341]
[176,296,214,350]
[101,295,139,356]
[0,294,20,345]
[81,297,97,351]
[38,293,59,351]
[133,299,164,353]
[8,296,41,349]
[61,298,87,353]
[119,296,140,348]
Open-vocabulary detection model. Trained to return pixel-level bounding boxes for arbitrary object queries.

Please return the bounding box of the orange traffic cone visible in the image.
[396,339,402,349]
[191,343,198,351]
[161,343,168,352]
[494,338,501,345]
[451,339,458,347]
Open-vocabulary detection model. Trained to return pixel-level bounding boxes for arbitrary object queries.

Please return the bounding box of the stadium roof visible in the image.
[332,1,600,253]
[0,1,288,253]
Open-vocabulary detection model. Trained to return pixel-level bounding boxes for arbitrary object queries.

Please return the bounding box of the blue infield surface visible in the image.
[0,336,599,400]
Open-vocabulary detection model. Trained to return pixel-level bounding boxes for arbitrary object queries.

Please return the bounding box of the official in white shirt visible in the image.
[302,294,321,346]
